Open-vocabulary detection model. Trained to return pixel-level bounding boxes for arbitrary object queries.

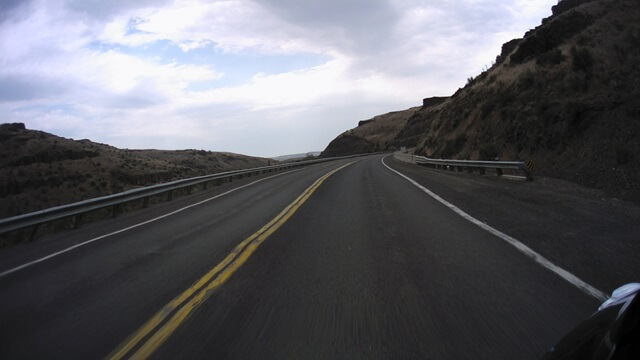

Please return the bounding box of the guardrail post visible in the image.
[142,197,149,208]
[478,167,485,175]
[186,186,192,195]
[496,168,503,176]
[524,170,534,181]
[73,214,83,229]
[29,224,40,241]
[111,204,120,218]
[167,190,173,201]
[203,181,208,190]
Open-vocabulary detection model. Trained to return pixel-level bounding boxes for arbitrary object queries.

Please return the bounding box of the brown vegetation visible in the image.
[0,123,272,218]
[322,0,640,203]
[321,107,420,157]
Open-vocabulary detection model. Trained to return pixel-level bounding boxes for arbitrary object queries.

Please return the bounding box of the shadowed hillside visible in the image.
[322,0,640,203]
[0,123,272,218]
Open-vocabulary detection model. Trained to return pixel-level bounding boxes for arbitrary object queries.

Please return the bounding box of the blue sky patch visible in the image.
[97,40,330,89]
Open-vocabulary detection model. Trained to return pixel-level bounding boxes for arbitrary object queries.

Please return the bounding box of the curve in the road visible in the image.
[382,155,607,302]
[107,161,355,360]
[0,168,306,279]
[1,155,613,359]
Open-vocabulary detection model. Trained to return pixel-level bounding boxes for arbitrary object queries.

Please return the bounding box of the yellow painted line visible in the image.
[107,161,354,360]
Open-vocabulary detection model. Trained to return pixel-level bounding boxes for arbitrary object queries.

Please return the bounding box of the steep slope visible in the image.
[321,107,420,157]
[0,123,272,218]
[323,0,640,203]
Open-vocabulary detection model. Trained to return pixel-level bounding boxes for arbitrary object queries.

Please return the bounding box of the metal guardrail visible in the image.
[0,154,365,238]
[394,152,533,181]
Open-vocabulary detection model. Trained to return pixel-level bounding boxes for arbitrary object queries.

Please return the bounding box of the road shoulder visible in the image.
[384,155,640,294]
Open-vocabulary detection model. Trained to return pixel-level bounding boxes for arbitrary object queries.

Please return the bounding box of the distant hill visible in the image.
[321,0,640,203]
[272,152,321,162]
[321,107,420,157]
[0,123,273,218]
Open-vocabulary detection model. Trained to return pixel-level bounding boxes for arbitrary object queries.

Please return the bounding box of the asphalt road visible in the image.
[0,154,620,359]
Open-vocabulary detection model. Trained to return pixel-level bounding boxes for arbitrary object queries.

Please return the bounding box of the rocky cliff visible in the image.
[322,0,640,203]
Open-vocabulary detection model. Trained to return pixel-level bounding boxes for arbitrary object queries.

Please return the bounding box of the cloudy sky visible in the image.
[0,0,556,157]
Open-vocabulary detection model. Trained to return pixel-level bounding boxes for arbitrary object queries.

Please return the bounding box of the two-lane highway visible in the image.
[0,155,603,359]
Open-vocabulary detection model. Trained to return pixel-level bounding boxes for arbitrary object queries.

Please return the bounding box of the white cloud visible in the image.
[0,0,558,156]
[190,57,349,109]
[80,50,222,95]
[177,40,211,52]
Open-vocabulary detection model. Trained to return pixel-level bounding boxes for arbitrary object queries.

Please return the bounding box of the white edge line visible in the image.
[382,155,608,302]
[0,168,305,278]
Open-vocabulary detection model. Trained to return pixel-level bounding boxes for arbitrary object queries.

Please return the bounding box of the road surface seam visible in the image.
[0,168,305,279]
[106,161,355,360]
[381,155,608,302]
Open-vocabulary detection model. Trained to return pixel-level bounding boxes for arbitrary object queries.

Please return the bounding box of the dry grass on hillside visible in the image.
[406,0,640,201]
[322,0,640,203]
[321,107,420,157]
[350,107,422,147]
[0,123,272,218]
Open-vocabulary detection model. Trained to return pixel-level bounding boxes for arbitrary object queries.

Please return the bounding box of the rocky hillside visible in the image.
[321,107,420,157]
[322,0,640,203]
[0,123,272,218]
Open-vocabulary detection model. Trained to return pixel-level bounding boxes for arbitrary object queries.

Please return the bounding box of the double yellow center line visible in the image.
[107,161,354,360]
